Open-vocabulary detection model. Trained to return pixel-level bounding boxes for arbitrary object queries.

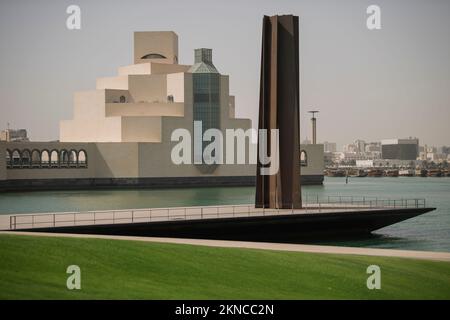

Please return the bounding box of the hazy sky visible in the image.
[0,0,449,149]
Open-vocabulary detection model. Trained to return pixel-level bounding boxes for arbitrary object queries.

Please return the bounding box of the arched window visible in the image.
[50,150,59,167]
[11,150,21,168]
[31,149,41,168]
[140,53,166,59]
[6,149,12,168]
[60,150,70,167]
[119,95,126,103]
[69,150,78,167]
[78,150,87,167]
[41,150,50,168]
[300,150,308,167]
[21,149,31,168]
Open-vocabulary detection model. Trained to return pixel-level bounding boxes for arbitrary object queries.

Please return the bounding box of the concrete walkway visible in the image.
[2,231,450,262]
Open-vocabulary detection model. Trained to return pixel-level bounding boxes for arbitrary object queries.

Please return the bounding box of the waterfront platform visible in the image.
[0,197,435,241]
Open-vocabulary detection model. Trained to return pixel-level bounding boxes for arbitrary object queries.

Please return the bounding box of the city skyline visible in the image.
[1,0,449,147]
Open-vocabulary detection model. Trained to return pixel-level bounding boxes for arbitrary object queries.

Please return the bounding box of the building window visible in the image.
[167,95,174,103]
[11,150,21,167]
[141,53,166,59]
[50,150,59,167]
[21,149,31,168]
[300,150,308,167]
[192,73,221,167]
[60,150,70,167]
[5,148,88,169]
[119,95,126,103]
[6,149,12,168]
[69,150,78,167]
[78,150,87,168]
[41,150,50,168]
[31,149,41,168]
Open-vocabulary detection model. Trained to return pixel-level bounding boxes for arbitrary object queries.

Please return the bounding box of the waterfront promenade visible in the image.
[0,197,433,244]
[0,197,427,231]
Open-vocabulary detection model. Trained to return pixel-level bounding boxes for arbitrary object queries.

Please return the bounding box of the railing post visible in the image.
[185,207,187,220]
[201,207,203,219]
[113,211,115,224]
[9,216,12,230]
[53,213,56,227]
[32,215,35,228]
[93,212,96,225]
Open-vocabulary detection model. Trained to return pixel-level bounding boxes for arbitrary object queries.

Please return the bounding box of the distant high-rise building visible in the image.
[354,139,366,153]
[323,141,337,153]
[381,138,419,160]
[365,142,381,153]
[438,146,450,155]
[0,129,29,142]
[343,143,357,153]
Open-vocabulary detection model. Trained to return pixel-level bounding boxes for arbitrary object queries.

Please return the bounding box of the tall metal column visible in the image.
[255,15,302,209]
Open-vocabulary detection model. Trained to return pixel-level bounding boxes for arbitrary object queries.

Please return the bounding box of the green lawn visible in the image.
[0,234,449,299]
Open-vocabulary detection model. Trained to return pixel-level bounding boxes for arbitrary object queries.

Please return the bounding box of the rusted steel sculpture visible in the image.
[256,15,302,209]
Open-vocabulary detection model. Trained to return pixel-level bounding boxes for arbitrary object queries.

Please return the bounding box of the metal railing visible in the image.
[8,196,426,230]
[304,195,426,209]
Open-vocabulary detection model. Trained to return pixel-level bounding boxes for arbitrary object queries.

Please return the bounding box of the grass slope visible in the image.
[0,234,449,299]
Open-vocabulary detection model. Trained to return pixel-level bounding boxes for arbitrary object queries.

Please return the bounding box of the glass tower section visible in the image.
[190,48,221,172]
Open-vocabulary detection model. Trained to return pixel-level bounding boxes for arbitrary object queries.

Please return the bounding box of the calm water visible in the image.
[0,177,449,252]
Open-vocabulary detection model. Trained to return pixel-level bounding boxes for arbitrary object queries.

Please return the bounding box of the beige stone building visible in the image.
[0,31,323,191]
